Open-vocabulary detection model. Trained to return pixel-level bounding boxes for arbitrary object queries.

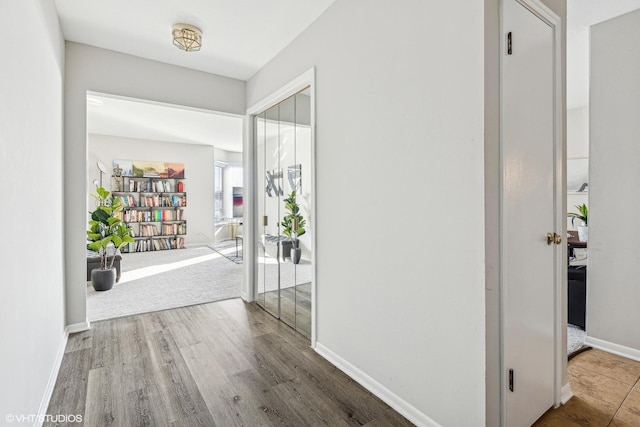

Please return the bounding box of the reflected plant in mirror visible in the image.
[281,190,306,264]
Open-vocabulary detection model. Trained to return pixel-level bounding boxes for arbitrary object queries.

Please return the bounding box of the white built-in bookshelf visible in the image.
[112,176,187,253]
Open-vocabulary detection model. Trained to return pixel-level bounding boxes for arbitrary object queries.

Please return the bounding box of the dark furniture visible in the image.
[262,234,297,261]
[87,249,122,283]
[568,266,586,329]
[567,230,586,329]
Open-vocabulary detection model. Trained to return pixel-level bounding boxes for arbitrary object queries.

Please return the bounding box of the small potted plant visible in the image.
[567,203,588,242]
[281,191,306,264]
[87,187,134,291]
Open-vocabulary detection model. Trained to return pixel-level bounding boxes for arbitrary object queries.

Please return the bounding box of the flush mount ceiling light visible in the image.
[172,23,202,52]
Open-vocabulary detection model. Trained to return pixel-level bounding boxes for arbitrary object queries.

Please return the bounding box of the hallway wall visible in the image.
[588,9,640,354]
[0,0,66,419]
[248,1,485,425]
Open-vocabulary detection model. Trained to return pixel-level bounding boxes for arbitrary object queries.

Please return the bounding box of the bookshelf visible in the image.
[112,176,187,253]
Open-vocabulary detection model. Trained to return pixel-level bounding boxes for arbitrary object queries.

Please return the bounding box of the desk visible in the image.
[235,234,243,258]
[567,230,586,249]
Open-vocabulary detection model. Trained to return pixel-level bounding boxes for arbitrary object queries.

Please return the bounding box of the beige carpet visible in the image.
[87,246,242,322]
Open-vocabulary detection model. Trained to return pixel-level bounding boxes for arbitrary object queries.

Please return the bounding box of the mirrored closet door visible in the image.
[255,88,312,338]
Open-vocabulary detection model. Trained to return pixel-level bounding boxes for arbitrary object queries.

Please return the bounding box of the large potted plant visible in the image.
[281,191,306,264]
[87,187,134,291]
[567,203,588,242]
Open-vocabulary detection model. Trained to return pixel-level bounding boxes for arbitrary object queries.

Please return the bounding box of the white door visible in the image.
[502,0,560,425]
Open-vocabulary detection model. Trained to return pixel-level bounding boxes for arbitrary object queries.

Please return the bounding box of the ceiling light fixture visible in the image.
[172,23,202,52]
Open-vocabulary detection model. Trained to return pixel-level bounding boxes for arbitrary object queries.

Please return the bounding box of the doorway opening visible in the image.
[85,92,245,322]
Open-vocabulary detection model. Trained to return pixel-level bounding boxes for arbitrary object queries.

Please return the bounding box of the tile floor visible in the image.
[535,349,640,426]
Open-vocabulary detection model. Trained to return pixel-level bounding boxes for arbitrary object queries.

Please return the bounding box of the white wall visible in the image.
[65,42,246,327]
[0,0,66,419]
[88,134,215,245]
[568,107,589,158]
[588,10,640,351]
[248,1,485,425]
[567,107,589,230]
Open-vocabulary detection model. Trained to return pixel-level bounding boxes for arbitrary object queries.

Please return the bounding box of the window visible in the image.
[214,164,224,221]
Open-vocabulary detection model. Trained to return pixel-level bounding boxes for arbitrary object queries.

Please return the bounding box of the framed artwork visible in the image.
[113,159,133,177]
[113,159,185,178]
[233,187,243,218]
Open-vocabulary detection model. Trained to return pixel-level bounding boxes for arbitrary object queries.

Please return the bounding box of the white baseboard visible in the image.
[585,336,640,362]
[66,320,90,334]
[314,342,441,427]
[560,382,574,405]
[35,328,69,427]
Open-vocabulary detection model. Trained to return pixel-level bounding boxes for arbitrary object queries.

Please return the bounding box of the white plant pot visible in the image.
[577,224,588,242]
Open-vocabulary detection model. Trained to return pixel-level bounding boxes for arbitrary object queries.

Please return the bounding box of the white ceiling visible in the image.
[87,94,244,152]
[568,0,640,109]
[54,0,335,81]
[55,0,335,152]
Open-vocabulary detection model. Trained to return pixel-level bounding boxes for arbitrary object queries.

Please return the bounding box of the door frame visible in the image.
[499,0,568,422]
[244,68,317,346]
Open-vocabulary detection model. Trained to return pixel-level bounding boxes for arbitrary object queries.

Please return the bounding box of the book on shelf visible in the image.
[162,223,187,236]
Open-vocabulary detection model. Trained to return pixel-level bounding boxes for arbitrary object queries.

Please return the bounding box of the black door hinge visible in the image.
[507,32,513,55]
[509,369,514,392]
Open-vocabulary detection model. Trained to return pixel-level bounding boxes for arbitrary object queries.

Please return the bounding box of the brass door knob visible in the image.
[554,233,562,245]
[547,232,562,245]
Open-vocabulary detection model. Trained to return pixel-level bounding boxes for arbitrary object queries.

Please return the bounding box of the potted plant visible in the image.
[567,203,588,242]
[281,191,306,264]
[87,187,134,291]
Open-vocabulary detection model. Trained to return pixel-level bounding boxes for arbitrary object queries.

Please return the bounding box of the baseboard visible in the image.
[66,320,90,334]
[584,336,640,362]
[314,343,441,427]
[35,328,69,427]
[560,382,574,405]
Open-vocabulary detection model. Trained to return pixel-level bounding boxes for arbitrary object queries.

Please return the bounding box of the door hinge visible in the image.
[507,32,513,55]
[509,369,514,392]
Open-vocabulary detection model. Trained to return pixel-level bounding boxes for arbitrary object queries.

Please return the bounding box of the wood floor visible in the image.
[535,349,640,426]
[45,298,413,427]
[258,282,311,339]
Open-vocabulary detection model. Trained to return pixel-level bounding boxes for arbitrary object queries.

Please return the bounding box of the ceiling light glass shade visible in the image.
[172,24,202,52]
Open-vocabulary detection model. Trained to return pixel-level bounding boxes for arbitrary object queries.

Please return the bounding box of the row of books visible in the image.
[136,224,159,237]
[129,223,186,237]
[153,209,185,221]
[162,223,187,236]
[117,195,137,207]
[128,180,181,193]
[124,237,186,253]
[115,209,185,223]
[139,195,187,208]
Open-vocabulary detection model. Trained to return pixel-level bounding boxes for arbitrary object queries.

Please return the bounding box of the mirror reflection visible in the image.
[255,87,312,338]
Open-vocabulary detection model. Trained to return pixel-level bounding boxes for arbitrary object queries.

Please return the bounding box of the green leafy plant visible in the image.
[567,203,588,226]
[87,187,135,270]
[281,190,306,249]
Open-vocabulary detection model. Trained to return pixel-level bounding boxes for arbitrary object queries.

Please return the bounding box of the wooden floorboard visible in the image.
[45,298,413,427]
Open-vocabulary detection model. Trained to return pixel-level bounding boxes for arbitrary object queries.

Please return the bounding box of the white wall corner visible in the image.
[35,329,69,427]
[585,336,640,362]
[66,320,90,334]
[314,343,442,427]
[560,382,574,405]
